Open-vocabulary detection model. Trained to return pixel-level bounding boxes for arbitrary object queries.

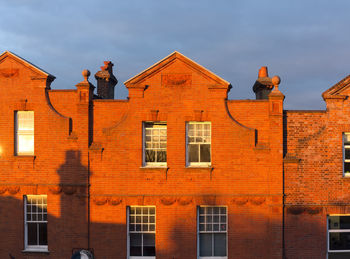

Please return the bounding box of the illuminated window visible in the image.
[143,122,167,167]
[198,206,227,258]
[24,195,48,252]
[343,133,350,177]
[15,111,34,155]
[128,206,156,258]
[187,122,211,167]
[328,215,350,258]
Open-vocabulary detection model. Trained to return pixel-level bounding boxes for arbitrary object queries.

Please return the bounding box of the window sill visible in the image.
[140,166,168,169]
[22,248,49,254]
[199,257,227,259]
[186,165,212,169]
[14,155,36,159]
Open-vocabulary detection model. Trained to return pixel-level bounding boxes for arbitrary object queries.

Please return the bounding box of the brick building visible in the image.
[0,50,348,259]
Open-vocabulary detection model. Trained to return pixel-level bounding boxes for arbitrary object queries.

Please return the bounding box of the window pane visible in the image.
[130,233,142,256]
[157,151,166,162]
[344,134,350,145]
[145,150,155,162]
[329,232,350,250]
[28,223,37,245]
[188,144,199,163]
[200,233,212,256]
[17,111,34,131]
[18,135,34,154]
[214,233,226,256]
[143,233,155,246]
[200,144,211,162]
[328,252,350,259]
[345,149,350,160]
[329,216,350,229]
[39,223,47,245]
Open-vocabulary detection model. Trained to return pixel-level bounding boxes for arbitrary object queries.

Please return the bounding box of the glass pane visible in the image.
[39,223,47,245]
[18,134,34,154]
[17,111,34,131]
[136,216,141,223]
[204,123,210,130]
[329,216,350,229]
[328,252,350,259]
[28,223,37,245]
[150,216,155,223]
[157,151,167,162]
[130,216,135,223]
[130,207,135,214]
[143,233,155,246]
[345,149,350,160]
[330,232,350,250]
[207,207,213,214]
[206,224,212,231]
[142,224,148,232]
[344,134,350,145]
[43,213,47,221]
[220,224,226,231]
[206,215,212,223]
[136,224,141,231]
[214,233,226,256]
[143,216,148,223]
[188,144,199,163]
[149,207,155,214]
[345,163,350,174]
[130,233,142,256]
[142,207,148,214]
[199,224,205,231]
[213,207,220,214]
[149,224,155,231]
[200,233,212,256]
[213,224,219,231]
[145,150,155,163]
[213,216,219,223]
[220,207,226,214]
[200,144,211,162]
[129,224,135,231]
[199,216,205,223]
[199,207,205,214]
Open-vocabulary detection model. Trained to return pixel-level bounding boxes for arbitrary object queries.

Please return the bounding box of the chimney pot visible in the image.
[258,66,268,78]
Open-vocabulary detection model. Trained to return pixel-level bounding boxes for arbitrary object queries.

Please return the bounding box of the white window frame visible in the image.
[127,206,156,259]
[343,133,350,177]
[327,214,350,257]
[197,206,227,259]
[15,111,34,156]
[143,122,167,167]
[186,122,211,167]
[24,195,48,252]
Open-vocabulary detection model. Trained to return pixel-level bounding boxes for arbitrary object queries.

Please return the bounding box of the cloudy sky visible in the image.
[1,0,350,109]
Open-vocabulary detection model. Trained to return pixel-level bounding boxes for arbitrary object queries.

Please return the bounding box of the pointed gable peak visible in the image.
[322,75,350,100]
[124,51,230,88]
[0,50,55,81]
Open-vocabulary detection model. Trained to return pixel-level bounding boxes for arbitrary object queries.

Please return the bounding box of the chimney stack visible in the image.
[252,66,274,99]
[95,61,118,99]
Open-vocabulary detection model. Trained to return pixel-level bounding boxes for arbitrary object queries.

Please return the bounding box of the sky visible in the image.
[1,0,350,109]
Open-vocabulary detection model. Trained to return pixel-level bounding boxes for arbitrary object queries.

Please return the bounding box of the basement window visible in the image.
[343,133,350,177]
[128,206,156,259]
[143,122,167,167]
[198,206,227,259]
[328,215,350,258]
[24,195,48,252]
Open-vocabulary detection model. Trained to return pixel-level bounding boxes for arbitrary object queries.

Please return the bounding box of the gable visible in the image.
[124,51,230,90]
[0,51,55,85]
[322,75,350,100]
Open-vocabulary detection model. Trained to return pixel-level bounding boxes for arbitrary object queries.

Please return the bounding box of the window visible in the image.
[198,206,227,258]
[15,111,34,155]
[128,206,156,258]
[24,195,48,251]
[343,133,350,177]
[328,215,350,258]
[187,122,211,167]
[143,122,167,167]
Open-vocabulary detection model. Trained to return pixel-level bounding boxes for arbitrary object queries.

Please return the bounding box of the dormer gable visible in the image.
[0,50,55,89]
[124,51,231,91]
[322,75,350,100]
